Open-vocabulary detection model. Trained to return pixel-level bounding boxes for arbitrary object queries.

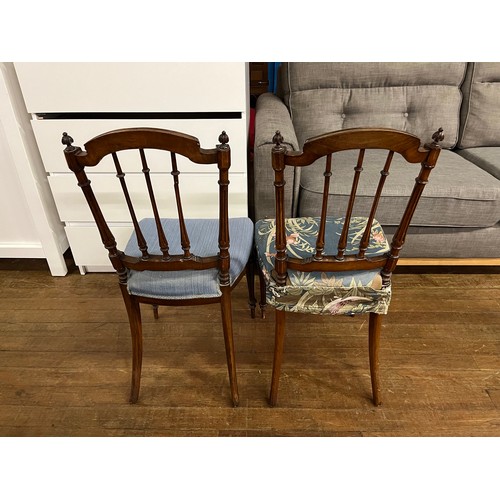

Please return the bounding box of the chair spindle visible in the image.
[139,148,170,260]
[170,152,191,258]
[337,149,365,260]
[357,150,394,258]
[314,153,333,260]
[112,152,149,260]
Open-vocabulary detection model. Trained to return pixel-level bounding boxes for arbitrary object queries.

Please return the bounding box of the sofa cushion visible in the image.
[456,147,500,181]
[382,223,500,258]
[280,62,467,150]
[458,63,500,148]
[297,149,500,228]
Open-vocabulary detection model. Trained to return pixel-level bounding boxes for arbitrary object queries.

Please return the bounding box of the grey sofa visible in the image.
[252,62,500,260]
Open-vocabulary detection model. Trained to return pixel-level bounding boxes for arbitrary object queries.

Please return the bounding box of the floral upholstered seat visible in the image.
[257,128,444,407]
[254,216,391,315]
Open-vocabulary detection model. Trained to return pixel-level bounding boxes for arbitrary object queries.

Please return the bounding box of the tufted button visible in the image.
[341,113,346,119]
[403,112,409,117]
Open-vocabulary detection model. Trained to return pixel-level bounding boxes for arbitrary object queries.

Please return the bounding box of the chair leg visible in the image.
[153,304,159,320]
[120,286,143,404]
[245,261,257,319]
[269,308,286,407]
[369,312,382,406]
[220,286,239,407]
[258,268,267,319]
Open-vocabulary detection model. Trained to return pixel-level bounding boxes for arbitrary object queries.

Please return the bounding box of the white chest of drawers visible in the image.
[14,62,250,273]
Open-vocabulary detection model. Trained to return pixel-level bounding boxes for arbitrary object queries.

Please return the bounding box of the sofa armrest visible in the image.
[251,93,300,221]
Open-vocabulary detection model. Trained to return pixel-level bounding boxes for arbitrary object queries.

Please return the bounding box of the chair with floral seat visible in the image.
[254,127,444,407]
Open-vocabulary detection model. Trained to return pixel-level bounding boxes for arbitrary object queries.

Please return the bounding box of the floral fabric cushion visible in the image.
[254,216,392,315]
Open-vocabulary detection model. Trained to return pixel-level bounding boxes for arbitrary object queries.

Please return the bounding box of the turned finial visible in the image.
[272,130,287,153]
[61,132,76,151]
[218,130,229,149]
[431,127,445,147]
[272,130,283,147]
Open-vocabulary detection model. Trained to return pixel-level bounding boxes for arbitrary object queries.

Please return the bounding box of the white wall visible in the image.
[0,62,68,274]
[0,114,41,253]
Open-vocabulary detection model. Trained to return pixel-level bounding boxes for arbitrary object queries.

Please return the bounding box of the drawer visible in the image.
[65,224,133,268]
[49,172,248,222]
[32,118,248,174]
[15,62,248,113]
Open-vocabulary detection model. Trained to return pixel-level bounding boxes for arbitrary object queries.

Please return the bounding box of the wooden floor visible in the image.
[1,256,499,437]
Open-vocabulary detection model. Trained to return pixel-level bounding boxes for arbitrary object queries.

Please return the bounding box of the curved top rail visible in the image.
[78,127,219,166]
[282,128,430,166]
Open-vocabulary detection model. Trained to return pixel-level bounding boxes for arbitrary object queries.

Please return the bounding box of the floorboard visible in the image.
[1,257,499,437]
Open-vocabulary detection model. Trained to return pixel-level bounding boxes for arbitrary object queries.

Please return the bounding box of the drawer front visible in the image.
[50,172,248,222]
[32,118,248,174]
[66,224,133,268]
[15,62,248,113]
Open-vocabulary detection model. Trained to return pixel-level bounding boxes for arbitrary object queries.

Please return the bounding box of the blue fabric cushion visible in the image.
[254,216,392,315]
[125,218,254,300]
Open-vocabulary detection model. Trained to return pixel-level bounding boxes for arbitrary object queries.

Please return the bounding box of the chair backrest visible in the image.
[270,127,444,287]
[62,127,232,285]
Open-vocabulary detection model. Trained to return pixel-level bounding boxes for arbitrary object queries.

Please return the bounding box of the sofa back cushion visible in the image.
[458,62,500,148]
[279,62,466,150]
[298,149,500,229]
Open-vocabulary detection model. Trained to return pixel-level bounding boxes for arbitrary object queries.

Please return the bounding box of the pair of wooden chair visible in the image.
[62,126,443,407]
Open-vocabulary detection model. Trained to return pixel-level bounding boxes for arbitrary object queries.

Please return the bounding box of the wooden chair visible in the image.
[62,127,254,406]
[254,127,444,406]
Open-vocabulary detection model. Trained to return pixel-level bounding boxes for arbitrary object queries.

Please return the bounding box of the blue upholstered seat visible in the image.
[125,217,254,300]
[254,216,392,315]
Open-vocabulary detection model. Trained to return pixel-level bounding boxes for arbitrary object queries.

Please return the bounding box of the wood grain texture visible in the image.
[0,257,499,436]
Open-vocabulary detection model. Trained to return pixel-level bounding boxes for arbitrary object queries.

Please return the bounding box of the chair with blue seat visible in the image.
[62,128,254,406]
[255,127,444,407]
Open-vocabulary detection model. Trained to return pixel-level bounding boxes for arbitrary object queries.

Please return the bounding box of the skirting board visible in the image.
[0,239,69,277]
[399,258,500,266]
[77,258,500,276]
[0,243,45,259]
